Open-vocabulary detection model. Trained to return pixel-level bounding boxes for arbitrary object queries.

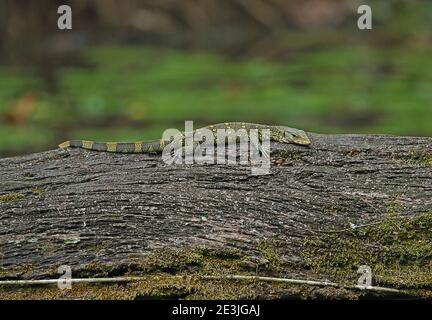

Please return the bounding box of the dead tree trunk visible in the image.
[0,133,431,299]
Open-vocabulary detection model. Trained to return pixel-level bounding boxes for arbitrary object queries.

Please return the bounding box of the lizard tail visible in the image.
[58,139,166,153]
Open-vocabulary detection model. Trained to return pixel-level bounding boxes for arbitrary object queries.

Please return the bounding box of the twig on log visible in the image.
[0,275,403,294]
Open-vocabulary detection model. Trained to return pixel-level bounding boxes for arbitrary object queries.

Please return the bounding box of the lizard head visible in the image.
[275,126,311,146]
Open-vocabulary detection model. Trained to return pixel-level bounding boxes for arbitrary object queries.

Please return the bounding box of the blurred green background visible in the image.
[0,0,431,157]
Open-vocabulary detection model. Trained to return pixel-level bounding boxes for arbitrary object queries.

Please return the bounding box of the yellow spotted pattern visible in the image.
[82,140,94,149]
[107,142,117,152]
[134,142,142,153]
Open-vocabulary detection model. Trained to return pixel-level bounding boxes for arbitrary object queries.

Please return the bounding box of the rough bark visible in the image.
[0,133,431,298]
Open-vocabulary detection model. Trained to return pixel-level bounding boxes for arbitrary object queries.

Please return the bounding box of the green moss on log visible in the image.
[0,193,25,202]
[302,212,432,295]
[395,151,432,166]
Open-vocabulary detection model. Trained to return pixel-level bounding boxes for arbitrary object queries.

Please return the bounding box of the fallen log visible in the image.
[0,133,431,299]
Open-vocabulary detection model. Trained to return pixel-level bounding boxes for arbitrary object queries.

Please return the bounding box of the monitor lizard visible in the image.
[58,122,311,153]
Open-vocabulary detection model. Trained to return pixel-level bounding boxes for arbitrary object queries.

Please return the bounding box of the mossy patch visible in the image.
[302,212,432,294]
[342,149,363,157]
[31,187,44,195]
[323,205,339,216]
[0,246,364,300]
[387,199,403,215]
[273,150,303,161]
[137,247,248,276]
[0,276,364,300]
[395,151,432,167]
[0,265,35,279]
[0,193,25,202]
[51,247,249,281]
[256,239,281,271]
[1,241,424,300]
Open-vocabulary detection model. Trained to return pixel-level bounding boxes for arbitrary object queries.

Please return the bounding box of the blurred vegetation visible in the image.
[0,0,431,156]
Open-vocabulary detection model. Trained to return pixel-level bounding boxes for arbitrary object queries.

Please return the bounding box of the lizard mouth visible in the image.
[293,137,311,146]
